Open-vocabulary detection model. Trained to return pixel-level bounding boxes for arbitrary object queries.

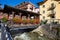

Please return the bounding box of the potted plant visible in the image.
[30,19,35,24]
[26,19,30,24]
[2,17,8,23]
[12,18,22,24]
[22,19,27,24]
[35,19,39,24]
[40,20,47,25]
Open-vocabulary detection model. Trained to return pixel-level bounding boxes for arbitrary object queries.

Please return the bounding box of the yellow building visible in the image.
[37,0,60,23]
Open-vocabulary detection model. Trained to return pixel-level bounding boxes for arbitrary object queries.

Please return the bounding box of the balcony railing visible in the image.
[47,19,60,24]
[0,18,40,28]
[48,5,56,11]
[47,12,56,18]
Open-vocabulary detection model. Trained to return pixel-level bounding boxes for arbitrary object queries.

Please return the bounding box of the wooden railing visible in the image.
[0,18,40,29]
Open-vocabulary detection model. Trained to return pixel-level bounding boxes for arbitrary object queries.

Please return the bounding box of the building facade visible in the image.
[15,2,39,13]
[38,0,60,23]
[0,2,40,26]
[0,2,40,39]
[37,0,60,39]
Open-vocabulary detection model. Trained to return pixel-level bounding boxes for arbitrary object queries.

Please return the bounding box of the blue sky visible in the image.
[0,0,43,8]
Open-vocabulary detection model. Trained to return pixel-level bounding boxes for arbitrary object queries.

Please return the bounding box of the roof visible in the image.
[4,5,40,15]
[20,2,34,6]
[37,0,60,5]
[37,0,47,5]
[15,2,35,8]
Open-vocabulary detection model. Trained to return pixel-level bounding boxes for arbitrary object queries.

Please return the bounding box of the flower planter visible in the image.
[22,19,27,24]
[12,18,22,24]
[35,19,39,24]
[30,19,35,24]
[26,19,30,24]
[2,17,8,23]
[30,19,39,24]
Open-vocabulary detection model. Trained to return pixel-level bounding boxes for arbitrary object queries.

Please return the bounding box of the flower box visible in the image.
[30,19,39,24]
[12,18,22,24]
[22,19,27,24]
[2,17,8,23]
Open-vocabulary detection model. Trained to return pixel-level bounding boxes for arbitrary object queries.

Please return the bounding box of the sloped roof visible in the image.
[37,0,60,5]
[4,5,40,15]
[37,0,47,5]
[15,2,34,8]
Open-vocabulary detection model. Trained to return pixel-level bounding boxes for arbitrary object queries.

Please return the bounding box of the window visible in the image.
[30,7,33,10]
[30,8,33,10]
[43,5,45,8]
[43,10,45,14]
[43,16,45,19]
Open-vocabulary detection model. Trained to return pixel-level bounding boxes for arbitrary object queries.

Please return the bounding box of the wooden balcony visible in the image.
[0,15,40,37]
[7,19,40,27]
[47,19,60,24]
[0,5,40,30]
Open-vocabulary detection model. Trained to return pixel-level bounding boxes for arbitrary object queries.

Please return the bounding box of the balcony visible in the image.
[1,16,40,27]
[47,12,56,18]
[48,5,56,11]
[46,19,60,24]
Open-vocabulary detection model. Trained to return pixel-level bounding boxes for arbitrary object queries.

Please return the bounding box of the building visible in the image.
[0,2,40,39]
[0,2,40,29]
[0,2,40,25]
[0,5,40,26]
[15,2,39,13]
[37,0,60,23]
[37,0,60,39]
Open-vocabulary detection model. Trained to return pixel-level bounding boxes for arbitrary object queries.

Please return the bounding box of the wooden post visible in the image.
[19,13,21,18]
[28,14,30,20]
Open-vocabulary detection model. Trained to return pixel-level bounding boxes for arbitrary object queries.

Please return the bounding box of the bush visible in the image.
[40,20,47,25]
[12,18,22,24]
[2,17,8,23]
[30,19,35,24]
[22,19,27,24]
